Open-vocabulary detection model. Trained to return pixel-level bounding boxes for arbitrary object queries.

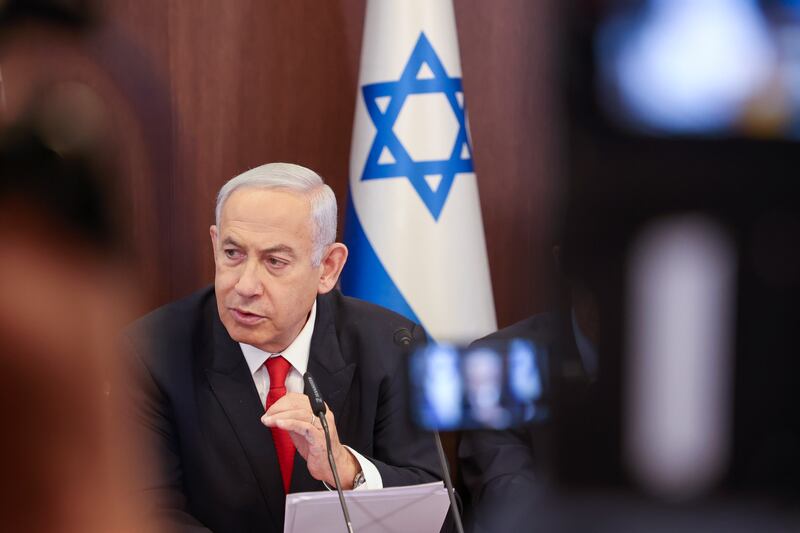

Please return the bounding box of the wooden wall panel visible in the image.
[104,0,559,327]
[455,0,561,326]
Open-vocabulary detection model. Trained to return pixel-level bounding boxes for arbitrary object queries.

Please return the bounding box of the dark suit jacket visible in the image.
[124,286,443,533]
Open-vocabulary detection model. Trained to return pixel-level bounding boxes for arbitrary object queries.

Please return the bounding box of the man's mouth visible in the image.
[230,308,266,325]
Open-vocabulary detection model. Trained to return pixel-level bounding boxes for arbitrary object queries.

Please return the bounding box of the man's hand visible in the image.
[261,392,360,489]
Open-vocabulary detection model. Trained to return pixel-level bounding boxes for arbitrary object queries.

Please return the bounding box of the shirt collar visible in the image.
[239,300,317,377]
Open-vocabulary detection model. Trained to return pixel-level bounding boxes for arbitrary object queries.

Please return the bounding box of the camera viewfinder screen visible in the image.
[409,339,549,431]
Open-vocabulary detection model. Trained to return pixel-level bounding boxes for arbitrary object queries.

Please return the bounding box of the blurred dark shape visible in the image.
[0,0,179,308]
[0,70,128,253]
[0,122,116,251]
[0,0,96,30]
[749,209,800,289]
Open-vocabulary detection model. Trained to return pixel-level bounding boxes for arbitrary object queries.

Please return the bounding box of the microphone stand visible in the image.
[305,372,354,533]
[318,413,355,533]
[434,431,465,533]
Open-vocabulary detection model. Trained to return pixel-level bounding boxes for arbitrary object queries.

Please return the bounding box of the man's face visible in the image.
[211,188,323,352]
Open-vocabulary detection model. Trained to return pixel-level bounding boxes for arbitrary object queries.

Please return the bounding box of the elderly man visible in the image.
[125,163,442,532]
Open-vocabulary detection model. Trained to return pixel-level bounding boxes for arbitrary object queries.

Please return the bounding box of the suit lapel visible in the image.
[204,309,286,529]
[305,292,356,426]
[290,292,356,492]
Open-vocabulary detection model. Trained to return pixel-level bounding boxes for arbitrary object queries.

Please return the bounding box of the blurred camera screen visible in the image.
[596,0,800,138]
[408,339,549,431]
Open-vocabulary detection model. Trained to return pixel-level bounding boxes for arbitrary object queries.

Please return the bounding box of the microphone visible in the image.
[303,372,354,533]
[304,371,326,416]
[392,327,465,533]
[393,327,413,347]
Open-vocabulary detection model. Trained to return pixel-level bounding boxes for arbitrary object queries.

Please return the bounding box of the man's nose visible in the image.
[234,259,264,297]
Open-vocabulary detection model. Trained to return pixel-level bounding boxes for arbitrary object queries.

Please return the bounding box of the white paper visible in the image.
[284,481,450,533]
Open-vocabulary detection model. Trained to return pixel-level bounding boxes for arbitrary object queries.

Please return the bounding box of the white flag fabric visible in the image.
[341,0,497,342]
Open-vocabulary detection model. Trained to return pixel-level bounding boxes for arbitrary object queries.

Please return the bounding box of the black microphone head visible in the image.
[303,372,327,415]
[393,327,413,347]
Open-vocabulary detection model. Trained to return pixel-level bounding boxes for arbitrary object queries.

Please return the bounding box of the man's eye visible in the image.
[224,249,241,259]
[267,257,287,268]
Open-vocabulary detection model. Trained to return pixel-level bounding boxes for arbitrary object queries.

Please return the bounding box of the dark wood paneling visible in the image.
[455,0,561,326]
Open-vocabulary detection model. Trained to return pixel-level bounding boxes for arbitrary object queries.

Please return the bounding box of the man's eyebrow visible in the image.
[221,236,242,248]
[220,238,295,257]
[259,244,296,257]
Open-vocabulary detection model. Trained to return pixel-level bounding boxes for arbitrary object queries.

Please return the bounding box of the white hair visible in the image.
[215,162,337,266]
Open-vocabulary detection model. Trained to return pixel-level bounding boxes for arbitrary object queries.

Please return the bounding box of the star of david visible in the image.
[360,32,473,220]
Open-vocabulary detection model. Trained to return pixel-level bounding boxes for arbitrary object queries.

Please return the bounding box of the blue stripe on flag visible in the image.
[340,193,421,324]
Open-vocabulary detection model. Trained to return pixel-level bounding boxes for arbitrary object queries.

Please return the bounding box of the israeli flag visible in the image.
[341,0,497,342]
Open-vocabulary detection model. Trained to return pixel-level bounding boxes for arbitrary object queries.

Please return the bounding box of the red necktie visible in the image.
[265,355,295,493]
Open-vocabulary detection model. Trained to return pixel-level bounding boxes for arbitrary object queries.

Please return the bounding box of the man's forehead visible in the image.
[219,188,313,245]
[221,188,311,225]
[225,186,309,209]
[219,218,309,243]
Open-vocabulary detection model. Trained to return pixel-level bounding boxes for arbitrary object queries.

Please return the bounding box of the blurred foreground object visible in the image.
[596,0,800,139]
[0,0,176,309]
[0,118,148,531]
[529,0,800,529]
[0,0,95,30]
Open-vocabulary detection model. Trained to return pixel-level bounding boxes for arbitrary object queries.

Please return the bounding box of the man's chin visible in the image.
[222,320,282,351]
[222,318,260,341]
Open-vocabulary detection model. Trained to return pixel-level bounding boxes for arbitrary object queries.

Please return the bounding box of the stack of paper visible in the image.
[284,481,450,533]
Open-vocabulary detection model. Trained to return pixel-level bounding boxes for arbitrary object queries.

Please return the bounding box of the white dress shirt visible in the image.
[239,301,382,490]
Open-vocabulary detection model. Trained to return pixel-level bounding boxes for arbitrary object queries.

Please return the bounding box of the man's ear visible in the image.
[317,243,348,294]
[210,225,219,265]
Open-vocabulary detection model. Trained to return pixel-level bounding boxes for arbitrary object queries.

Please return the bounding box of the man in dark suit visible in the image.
[124,163,442,532]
